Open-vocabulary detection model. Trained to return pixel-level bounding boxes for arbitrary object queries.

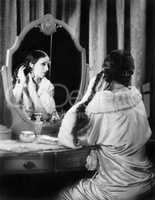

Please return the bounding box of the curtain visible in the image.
[88,0,146,88]
[0,0,150,131]
[61,0,81,39]
[130,0,146,89]
[0,0,17,125]
[17,0,30,31]
[89,0,107,78]
[116,0,125,50]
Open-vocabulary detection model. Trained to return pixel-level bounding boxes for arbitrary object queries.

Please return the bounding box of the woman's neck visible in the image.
[33,76,43,84]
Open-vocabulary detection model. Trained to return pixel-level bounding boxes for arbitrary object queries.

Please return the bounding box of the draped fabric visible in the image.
[89,0,146,87]
[130,0,146,89]
[0,0,151,131]
[116,0,125,50]
[0,0,17,125]
[61,0,81,39]
[89,0,107,79]
[18,0,30,31]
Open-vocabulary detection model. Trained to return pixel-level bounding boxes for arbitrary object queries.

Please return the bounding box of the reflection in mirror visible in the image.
[1,14,87,138]
[12,49,59,122]
[11,27,60,123]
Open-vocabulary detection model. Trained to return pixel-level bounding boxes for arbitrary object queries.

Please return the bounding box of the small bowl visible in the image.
[19,131,36,143]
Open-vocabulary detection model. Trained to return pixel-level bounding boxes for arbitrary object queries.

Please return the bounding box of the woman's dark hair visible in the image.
[103,49,135,87]
[72,49,135,145]
[24,50,48,66]
[23,50,48,76]
[13,50,48,84]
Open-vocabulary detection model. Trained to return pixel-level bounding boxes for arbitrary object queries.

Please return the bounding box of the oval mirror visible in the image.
[1,14,88,138]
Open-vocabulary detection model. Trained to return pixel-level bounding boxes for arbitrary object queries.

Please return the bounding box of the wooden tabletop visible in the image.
[0,140,94,174]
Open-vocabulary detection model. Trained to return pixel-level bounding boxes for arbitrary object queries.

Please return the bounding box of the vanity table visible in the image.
[0,140,95,199]
[0,140,93,175]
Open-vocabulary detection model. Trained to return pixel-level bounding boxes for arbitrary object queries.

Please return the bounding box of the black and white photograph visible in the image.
[0,0,154,199]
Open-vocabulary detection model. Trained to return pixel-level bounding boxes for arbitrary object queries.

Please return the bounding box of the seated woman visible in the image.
[57,50,155,199]
[13,50,59,122]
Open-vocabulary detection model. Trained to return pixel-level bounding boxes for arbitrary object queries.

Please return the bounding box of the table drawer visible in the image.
[1,157,53,173]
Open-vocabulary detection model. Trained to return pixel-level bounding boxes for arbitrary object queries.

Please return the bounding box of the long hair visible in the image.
[72,49,135,145]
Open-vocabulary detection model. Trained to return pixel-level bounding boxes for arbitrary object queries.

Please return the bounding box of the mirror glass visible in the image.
[12,26,82,116]
[51,26,82,112]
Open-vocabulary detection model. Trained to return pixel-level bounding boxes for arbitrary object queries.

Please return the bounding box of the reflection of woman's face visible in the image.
[32,56,50,79]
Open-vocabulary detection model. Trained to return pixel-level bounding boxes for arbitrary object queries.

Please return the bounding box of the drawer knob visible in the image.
[23,161,36,169]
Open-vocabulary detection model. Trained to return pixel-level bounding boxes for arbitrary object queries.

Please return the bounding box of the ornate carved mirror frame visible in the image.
[1,14,88,138]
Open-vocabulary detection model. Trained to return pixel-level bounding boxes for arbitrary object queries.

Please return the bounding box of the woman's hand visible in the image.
[51,111,60,121]
[85,150,98,171]
[28,73,37,92]
[17,66,26,85]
